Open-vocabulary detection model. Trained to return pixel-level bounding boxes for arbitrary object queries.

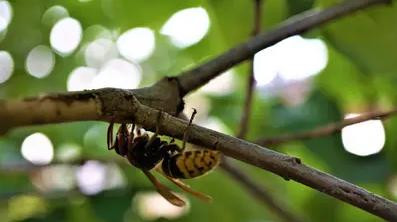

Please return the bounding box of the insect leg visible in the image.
[144,110,162,149]
[128,123,135,145]
[114,123,129,156]
[107,122,114,150]
[181,108,197,151]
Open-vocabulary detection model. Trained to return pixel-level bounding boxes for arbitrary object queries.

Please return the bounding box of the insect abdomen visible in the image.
[162,150,221,179]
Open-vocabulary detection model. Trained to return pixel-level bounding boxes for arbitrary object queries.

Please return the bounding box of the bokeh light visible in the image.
[56,143,82,162]
[0,50,13,84]
[0,1,12,33]
[25,45,55,78]
[184,92,210,123]
[85,38,118,68]
[161,7,210,48]
[91,58,142,89]
[104,163,127,190]
[341,113,385,156]
[200,70,235,95]
[117,27,155,63]
[32,165,76,192]
[84,25,113,41]
[41,5,69,27]
[67,66,97,91]
[76,160,106,195]
[50,17,82,56]
[21,133,54,165]
[254,35,328,86]
[202,117,231,135]
[135,192,189,220]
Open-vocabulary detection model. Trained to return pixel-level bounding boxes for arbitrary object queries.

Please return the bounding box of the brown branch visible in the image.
[0,1,394,220]
[176,0,391,96]
[256,108,397,146]
[0,78,184,133]
[221,159,304,222]
[236,0,262,139]
[224,1,302,221]
[1,91,396,220]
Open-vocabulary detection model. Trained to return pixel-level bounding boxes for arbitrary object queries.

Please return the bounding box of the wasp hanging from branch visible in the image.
[107,109,221,206]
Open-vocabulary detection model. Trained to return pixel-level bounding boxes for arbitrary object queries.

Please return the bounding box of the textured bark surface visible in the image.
[0,0,395,220]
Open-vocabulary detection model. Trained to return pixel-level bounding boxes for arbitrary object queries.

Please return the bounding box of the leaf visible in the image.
[318,0,397,75]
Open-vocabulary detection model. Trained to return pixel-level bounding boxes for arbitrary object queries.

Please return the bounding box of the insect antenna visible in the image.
[182,108,197,150]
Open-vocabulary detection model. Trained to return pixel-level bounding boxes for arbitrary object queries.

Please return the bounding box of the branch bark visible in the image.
[223,1,303,221]
[222,1,303,221]
[236,0,262,139]
[1,0,386,133]
[0,78,184,133]
[256,108,397,146]
[0,0,394,221]
[176,0,391,95]
[2,90,396,221]
[221,159,304,222]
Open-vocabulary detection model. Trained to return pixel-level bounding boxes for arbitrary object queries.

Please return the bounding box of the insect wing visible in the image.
[156,168,212,203]
[142,170,185,207]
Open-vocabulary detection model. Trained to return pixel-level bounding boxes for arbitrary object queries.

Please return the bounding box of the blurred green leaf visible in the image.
[318,0,397,75]
[0,0,396,221]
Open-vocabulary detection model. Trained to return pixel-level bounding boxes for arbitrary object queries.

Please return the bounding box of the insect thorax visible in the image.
[127,135,166,171]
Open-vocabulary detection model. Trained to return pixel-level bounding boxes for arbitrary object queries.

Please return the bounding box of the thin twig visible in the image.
[0,1,393,220]
[224,1,302,221]
[236,0,262,139]
[255,108,397,146]
[221,158,304,222]
[1,91,396,220]
[176,0,390,96]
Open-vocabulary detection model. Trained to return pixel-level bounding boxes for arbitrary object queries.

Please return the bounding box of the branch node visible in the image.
[289,157,301,165]
[213,140,220,150]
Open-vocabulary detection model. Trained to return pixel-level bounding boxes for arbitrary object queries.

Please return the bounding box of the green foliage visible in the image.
[1,0,397,221]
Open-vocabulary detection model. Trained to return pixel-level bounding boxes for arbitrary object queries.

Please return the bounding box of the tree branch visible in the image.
[2,91,396,220]
[236,0,262,139]
[256,108,397,146]
[221,159,304,222]
[0,1,394,220]
[223,1,302,221]
[222,1,302,221]
[0,78,184,133]
[176,0,391,95]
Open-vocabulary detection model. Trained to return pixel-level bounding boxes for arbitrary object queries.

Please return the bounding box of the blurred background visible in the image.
[0,0,397,221]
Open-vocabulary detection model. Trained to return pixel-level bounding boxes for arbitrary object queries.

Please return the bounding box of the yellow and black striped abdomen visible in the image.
[162,150,221,179]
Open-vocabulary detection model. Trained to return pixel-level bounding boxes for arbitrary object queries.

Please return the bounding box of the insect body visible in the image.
[162,149,220,179]
[107,109,221,206]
